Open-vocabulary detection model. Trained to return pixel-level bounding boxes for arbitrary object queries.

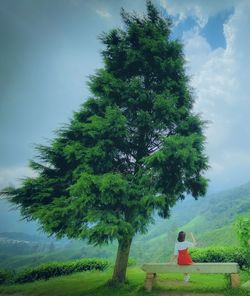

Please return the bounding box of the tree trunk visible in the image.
[112,237,132,284]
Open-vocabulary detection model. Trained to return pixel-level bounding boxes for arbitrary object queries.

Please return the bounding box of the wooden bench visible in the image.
[141,262,240,292]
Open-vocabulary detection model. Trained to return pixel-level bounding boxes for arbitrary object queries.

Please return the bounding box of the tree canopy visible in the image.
[2,1,209,283]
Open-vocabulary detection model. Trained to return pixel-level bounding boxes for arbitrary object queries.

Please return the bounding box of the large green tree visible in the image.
[2,1,208,283]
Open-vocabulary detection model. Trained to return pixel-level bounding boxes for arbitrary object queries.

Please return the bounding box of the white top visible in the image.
[174,241,194,256]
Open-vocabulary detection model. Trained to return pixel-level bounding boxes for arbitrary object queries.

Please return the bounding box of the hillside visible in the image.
[134,181,250,260]
[128,181,250,262]
[1,181,250,268]
[173,181,250,232]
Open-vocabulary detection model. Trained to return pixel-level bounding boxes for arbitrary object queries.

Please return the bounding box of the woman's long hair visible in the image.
[177,231,186,242]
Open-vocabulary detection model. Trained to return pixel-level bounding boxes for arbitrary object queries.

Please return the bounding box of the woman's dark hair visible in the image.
[177,231,186,242]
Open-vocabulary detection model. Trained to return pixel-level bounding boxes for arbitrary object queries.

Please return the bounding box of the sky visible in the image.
[1,0,250,195]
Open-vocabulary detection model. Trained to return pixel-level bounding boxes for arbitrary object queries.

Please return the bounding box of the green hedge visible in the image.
[1,258,109,285]
[190,247,249,269]
[0,269,15,285]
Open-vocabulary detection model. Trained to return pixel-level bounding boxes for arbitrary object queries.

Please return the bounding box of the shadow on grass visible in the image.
[224,287,250,296]
[153,276,250,296]
[82,281,249,296]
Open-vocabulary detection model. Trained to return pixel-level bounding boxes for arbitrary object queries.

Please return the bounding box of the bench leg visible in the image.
[230,273,240,288]
[144,273,156,292]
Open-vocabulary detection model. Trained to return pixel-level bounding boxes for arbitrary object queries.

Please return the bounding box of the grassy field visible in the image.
[0,267,249,296]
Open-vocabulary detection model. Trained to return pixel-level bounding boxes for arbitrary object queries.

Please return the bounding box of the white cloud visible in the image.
[160,0,236,28]
[0,166,36,191]
[161,0,250,189]
[183,27,212,73]
[96,8,111,19]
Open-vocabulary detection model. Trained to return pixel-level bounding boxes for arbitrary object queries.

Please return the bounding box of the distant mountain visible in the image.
[172,180,250,233]
[130,181,250,262]
[0,232,43,242]
[1,181,250,267]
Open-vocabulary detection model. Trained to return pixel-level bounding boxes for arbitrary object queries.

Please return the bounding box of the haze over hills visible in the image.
[0,199,38,234]
[1,181,250,268]
[172,180,250,232]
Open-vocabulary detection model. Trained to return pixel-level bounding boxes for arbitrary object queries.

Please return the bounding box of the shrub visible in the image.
[190,247,249,269]
[128,257,136,266]
[14,258,110,284]
[234,210,250,248]
[0,269,15,285]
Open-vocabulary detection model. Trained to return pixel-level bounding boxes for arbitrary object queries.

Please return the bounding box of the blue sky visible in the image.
[0,0,250,194]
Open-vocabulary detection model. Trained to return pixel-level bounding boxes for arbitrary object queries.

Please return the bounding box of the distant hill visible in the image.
[0,232,43,242]
[130,181,250,261]
[172,181,250,233]
[1,181,250,267]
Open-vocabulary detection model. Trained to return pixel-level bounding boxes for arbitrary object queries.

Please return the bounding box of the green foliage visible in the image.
[234,210,250,248]
[0,269,15,285]
[128,257,137,267]
[4,183,249,272]
[1,258,109,285]
[0,0,209,283]
[190,247,249,269]
[15,258,109,284]
[1,1,208,246]
[234,210,250,268]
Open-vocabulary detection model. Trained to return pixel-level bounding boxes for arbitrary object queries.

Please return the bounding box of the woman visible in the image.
[173,231,196,282]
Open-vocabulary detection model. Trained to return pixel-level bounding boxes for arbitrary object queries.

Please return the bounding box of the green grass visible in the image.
[0,267,249,296]
[180,215,206,231]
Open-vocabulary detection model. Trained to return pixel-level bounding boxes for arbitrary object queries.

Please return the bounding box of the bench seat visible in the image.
[141,262,240,292]
[142,262,239,274]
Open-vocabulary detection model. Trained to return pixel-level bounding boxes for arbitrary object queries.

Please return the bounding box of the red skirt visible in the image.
[177,248,193,265]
